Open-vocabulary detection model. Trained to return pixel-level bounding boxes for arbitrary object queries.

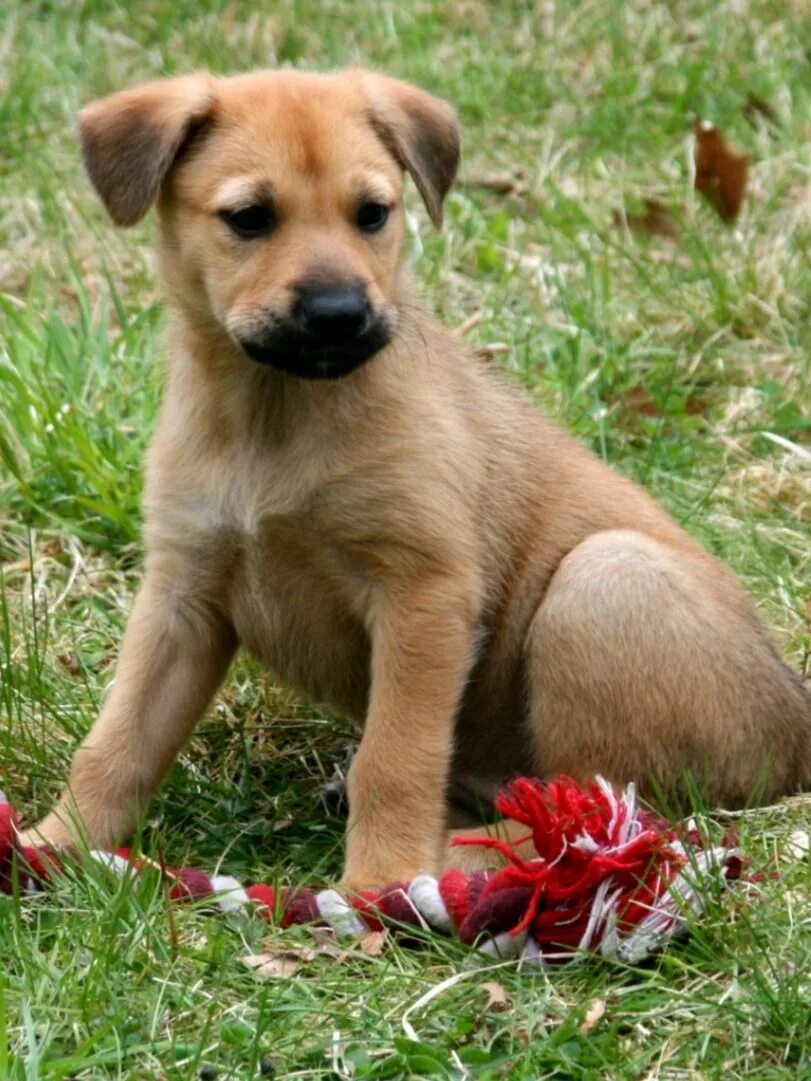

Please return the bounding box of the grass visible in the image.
[1,0,810,1077]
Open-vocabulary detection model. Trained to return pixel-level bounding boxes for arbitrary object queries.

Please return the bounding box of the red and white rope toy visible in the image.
[0,775,742,964]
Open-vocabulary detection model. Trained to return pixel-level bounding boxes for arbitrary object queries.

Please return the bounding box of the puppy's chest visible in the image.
[228,513,371,719]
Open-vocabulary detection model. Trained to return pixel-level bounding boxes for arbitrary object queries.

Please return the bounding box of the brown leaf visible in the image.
[463,172,528,197]
[694,121,749,222]
[611,385,660,418]
[241,951,301,979]
[306,926,349,960]
[481,981,508,1010]
[475,343,511,364]
[579,998,606,1034]
[58,651,81,676]
[359,929,388,957]
[241,930,351,980]
[684,392,710,416]
[612,198,681,241]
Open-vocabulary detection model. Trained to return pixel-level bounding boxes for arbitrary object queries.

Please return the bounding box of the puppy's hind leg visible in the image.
[524,529,811,808]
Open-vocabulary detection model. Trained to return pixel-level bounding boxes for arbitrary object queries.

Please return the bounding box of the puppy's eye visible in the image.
[356,202,390,234]
[220,204,274,238]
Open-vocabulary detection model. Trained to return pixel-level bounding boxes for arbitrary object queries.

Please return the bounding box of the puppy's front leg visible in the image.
[342,574,479,889]
[22,561,236,848]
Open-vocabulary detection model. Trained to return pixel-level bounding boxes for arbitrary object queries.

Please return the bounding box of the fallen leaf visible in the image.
[272,817,293,833]
[241,951,301,979]
[463,172,529,197]
[58,651,81,675]
[612,198,681,241]
[608,385,661,418]
[359,929,388,957]
[612,384,710,419]
[683,392,711,415]
[481,981,508,1010]
[580,998,606,1033]
[475,343,511,363]
[241,930,351,979]
[694,121,749,222]
[306,926,349,960]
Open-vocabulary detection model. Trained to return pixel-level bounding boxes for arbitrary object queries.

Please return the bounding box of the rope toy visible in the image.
[1,775,742,964]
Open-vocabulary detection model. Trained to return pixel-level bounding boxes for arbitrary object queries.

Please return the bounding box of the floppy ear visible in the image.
[360,73,460,229]
[78,74,216,227]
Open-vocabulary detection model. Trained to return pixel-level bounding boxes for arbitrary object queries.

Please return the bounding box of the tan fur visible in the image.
[22,69,811,887]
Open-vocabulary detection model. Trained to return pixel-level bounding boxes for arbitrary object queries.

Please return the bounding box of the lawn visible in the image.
[1,0,810,1077]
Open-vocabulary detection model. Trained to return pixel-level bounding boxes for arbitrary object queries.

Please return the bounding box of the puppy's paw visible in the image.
[340,855,435,894]
[339,875,381,895]
[342,817,444,891]
[16,815,74,849]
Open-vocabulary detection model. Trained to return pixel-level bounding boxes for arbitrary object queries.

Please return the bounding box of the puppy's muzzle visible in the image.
[240,283,392,379]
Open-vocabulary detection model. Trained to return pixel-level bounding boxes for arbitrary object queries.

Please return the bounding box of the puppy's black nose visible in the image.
[294,286,371,342]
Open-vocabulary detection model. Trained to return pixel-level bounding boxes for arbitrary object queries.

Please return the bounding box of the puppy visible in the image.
[23,69,811,888]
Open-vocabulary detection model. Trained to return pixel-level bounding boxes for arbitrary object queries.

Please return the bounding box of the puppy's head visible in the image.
[78,69,459,379]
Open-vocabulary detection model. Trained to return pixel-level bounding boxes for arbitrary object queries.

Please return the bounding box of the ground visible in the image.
[0,1,809,1078]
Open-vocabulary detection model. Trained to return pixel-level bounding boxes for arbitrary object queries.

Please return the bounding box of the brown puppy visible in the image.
[23,69,811,888]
